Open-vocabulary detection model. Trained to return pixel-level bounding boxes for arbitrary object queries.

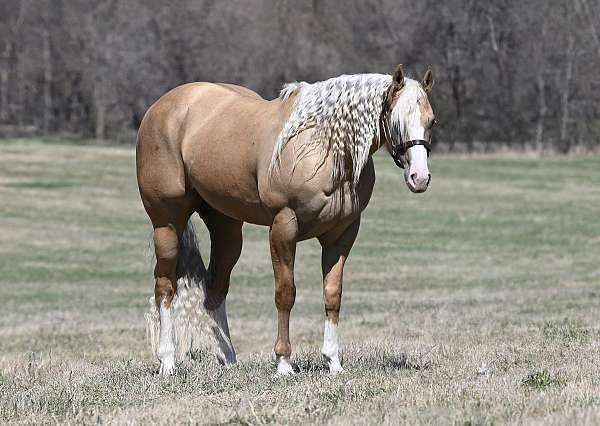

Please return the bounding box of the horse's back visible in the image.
[214,83,263,100]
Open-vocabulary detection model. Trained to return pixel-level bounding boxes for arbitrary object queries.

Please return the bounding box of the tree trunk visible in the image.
[16,51,25,126]
[575,0,600,59]
[560,34,574,152]
[0,42,10,122]
[535,15,547,152]
[42,26,52,132]
[14,1,27,127]
[445,23,462,151]
[94,82,106,141]
[535,71,546,152]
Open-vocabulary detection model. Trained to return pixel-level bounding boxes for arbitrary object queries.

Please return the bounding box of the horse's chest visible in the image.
[296,168,376,239]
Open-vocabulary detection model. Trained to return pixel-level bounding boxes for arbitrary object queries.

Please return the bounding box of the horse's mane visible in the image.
[268,73,403,186]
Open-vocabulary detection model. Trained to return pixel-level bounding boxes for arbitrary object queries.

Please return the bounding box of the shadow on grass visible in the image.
[349,348,431,372]
[188,344,431,378]
[290,344,431,375]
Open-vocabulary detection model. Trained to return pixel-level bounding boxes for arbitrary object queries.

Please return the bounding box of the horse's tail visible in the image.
[176,220,208,289]
[146,219,228,362]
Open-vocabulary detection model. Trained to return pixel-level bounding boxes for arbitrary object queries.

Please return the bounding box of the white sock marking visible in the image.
[158,301,175,375]
[407,145,430,179]
[321,319,343,374]
[275,356,295,377]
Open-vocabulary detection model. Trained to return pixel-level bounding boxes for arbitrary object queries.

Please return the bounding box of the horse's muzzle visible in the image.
[407,172,431,193]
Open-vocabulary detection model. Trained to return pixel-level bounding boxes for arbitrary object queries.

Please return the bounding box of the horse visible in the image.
[136,64,436,376]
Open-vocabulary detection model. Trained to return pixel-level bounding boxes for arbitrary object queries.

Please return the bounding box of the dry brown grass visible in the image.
[0,139,599,425]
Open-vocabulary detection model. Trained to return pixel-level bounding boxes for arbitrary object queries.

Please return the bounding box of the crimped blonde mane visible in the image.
[269,74,394,186]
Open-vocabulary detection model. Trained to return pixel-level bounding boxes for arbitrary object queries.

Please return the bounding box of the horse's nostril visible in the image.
[410,173,417,183]
[427,174,431,185]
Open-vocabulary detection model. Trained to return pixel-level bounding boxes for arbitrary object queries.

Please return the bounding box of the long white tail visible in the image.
[145,220,235,364]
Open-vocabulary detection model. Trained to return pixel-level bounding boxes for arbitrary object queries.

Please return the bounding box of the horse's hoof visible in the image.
[158,359,176,376]
[273,357,295,378]
[217,354,238,368]
[328,363,344,375]
[323,355,344,375]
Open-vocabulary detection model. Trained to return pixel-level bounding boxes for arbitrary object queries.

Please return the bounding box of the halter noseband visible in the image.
[390,139,431,169]
[380,88,432,169]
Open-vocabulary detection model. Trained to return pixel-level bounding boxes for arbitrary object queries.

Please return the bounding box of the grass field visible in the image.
[0,139,599,425]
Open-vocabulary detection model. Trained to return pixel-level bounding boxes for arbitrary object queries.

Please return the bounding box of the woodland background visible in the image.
[1,0,599,152]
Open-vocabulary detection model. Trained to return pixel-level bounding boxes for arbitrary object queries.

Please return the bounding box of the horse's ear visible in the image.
[421,67,434,92]
[392,64,405,88]
[387,64,405,106]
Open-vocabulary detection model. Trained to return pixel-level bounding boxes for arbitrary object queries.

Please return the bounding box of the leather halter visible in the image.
[380,89,432,169]
[390,139,431,169]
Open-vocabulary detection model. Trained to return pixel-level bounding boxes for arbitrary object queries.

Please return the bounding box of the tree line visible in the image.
[0,0,598,152]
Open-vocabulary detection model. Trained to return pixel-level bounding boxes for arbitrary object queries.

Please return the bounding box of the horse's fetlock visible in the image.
[274,341,292,358]
[155,278,175,307]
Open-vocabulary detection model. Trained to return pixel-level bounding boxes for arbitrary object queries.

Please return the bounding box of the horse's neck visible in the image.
[265,95,299,145]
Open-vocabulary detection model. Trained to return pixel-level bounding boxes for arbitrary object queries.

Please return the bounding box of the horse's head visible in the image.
[383,64,436,193]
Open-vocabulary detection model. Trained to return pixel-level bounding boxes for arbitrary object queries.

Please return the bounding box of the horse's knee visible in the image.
[323,282,342,312]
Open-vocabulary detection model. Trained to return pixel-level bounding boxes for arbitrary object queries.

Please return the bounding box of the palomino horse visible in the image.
[136,64,435,375]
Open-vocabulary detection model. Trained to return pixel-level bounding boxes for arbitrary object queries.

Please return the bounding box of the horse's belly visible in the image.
[187,167,272,225]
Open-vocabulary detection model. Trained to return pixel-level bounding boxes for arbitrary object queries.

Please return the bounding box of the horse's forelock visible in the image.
[389,79,425,142]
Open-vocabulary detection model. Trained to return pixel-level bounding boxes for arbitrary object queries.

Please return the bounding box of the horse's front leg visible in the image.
[319,218,361,374]
[269,208,298,376]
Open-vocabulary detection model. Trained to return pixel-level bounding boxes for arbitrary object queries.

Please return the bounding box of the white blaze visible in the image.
[389,80,431,190]
[406,145,429,182]
[390,79,426,142]
[406,104,425,141]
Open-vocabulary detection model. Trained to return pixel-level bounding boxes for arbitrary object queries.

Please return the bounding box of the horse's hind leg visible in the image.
[201,206,243,365]
[147,202,196,375]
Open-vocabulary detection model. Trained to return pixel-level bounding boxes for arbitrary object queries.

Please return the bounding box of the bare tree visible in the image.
[0,0,598,151]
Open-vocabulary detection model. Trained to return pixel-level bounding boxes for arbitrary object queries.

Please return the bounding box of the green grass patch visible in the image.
[522,369,563,389]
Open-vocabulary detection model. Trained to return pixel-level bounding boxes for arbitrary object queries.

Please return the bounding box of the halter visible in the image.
[380,88,432,169]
